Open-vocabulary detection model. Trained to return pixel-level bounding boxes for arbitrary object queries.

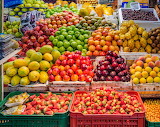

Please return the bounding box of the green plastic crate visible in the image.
[146,119,160,127]
[0,91,73,127]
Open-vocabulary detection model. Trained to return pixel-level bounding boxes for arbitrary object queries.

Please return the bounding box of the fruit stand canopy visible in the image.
[4,0,23,8]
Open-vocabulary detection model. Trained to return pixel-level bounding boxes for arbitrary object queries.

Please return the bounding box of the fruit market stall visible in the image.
[0,0,160,126]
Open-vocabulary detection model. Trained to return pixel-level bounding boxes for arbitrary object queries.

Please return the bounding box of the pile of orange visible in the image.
[86,27,122,56]
[46,3,54,9]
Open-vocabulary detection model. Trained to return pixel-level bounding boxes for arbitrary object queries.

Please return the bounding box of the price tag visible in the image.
[130,2,140,11]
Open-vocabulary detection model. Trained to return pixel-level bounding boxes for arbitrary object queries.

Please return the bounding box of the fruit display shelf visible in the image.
[70,90,145,127]
[0,91,73,127]
[48,81,90,92]
[133,83,160,98]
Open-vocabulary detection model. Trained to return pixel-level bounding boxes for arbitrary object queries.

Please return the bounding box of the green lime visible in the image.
[59,26,66,30]
[82,49,87,53]
[67,46,74,52]
[49,35,54,41]
[71,42,78,49]
[60,29,67,33]
[84,44,88,49]
[62,32,68,37]
[55,31,61,36]
[80,29,85,34]
[59,47,65,53]
[57,41,63,47]
[77,45,83,51]
[78,35,85,41]
[84,30,91,35]
[72,35,76,40]
[80,41,85,46]
[84,39,88,44]
[58,35,65,41]
[68,31,74,35]
[70,25,76,30]
[70,39,74,43]
[76,40,81,45]
[74,28,79,32]
[66,26,72,31]
[66,35,72,40]
[52,39,58,46]
[64,41,70,48]
[83,34,89,39]
[53,46,59,50]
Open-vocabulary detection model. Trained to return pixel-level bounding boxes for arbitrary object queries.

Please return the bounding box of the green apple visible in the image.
[29,8,35,11]
[18,4,24,8]
[44,4,48,8]
[40,1,45,4]
[21,8,28,12]
[14,25,19,29]
[33,4,40,8]
[25,3,32,7]
[13,7,20,12]
[40,4,45,8]
[18,12,23,16]
[8,25,12,29]
[7,29,12,34]
[12,21,17,26]
[9,11,16,16]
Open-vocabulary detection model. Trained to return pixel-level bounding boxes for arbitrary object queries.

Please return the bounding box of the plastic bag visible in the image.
[4,0,23,8]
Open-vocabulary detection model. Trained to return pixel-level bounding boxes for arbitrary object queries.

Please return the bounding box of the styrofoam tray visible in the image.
[118,8,160,24]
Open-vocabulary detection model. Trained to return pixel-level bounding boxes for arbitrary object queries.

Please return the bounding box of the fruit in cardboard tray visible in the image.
[87,27,121,56]
[144,99,160,122]
[45,6,79,18]
[148,27,160,53]
[93,51,130,82]
[122,9,158,21]
[71,88,143,114]
[3,45,61,86]
[76,15,116,30]
[3,21,22,38]
[120,20,153,53]
[130,54,160,84]
[49,25,91,55]
[48,51,94,82]
[22,92,72,115]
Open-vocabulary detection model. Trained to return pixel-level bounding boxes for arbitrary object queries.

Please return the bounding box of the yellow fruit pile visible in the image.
[144,99,160,122]
[3,45,61,86]
[130,54,160,84]
[119,20,152,53]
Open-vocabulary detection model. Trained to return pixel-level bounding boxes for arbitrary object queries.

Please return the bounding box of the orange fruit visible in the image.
[88,45,95,52]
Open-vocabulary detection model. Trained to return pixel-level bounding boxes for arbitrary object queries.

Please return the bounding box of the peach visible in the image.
[153,67,159,73]
[131,74,135,79]
[55,75,62,81]
[136,60,144,67]
[157,72,160,77]
[155,60,160,67]
[135,72,142,78]
[151,56,159,62]
[142,71,148,78]
[154,77,160,83]
[135,66,143,72]
[145,54,151,58]
[131,63,137,69]
[138,56,145,62]
[102,45,108,52]
[145,67,152,73]
[145,58,152,63]
[133,78,139,84]
[89,45,95,52]
[140,78,146,84]
[130,69,135,75]
[148,61,155,68]
[150,71,157,78]
[144,63,148,68]
[146,76,153,83]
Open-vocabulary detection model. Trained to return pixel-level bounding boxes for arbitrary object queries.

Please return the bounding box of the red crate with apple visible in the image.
[70,89,145,127]
[91,52,132,91]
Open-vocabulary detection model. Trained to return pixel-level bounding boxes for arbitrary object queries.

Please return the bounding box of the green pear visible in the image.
[5,21,11,26]
[9,11,16,16]
[12,28,18,33]
[7,29,12,34]
[18,12,23,16]
[15,32,22,38]
[21,8,28,12]
[18,4,24,8]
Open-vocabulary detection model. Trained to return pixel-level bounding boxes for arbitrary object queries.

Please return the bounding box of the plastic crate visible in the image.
[70,91,145,127]
[0,91,73,127]
[146,119,160,127]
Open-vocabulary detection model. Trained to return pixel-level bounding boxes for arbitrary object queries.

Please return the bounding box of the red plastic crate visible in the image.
[70,91,145,127]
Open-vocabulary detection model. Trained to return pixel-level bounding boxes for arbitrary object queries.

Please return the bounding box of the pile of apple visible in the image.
[22,92,72,115]
[86,27,122,56]
[71,88,143,114]
[93,51,130,82]
[47,51,94,82]
[18,24,55,56]
[130,55,160,84]
[40,11,82,30]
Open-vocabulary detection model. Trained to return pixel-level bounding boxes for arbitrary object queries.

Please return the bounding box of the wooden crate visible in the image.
[48,81,90,92]
[133,83,160,98]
